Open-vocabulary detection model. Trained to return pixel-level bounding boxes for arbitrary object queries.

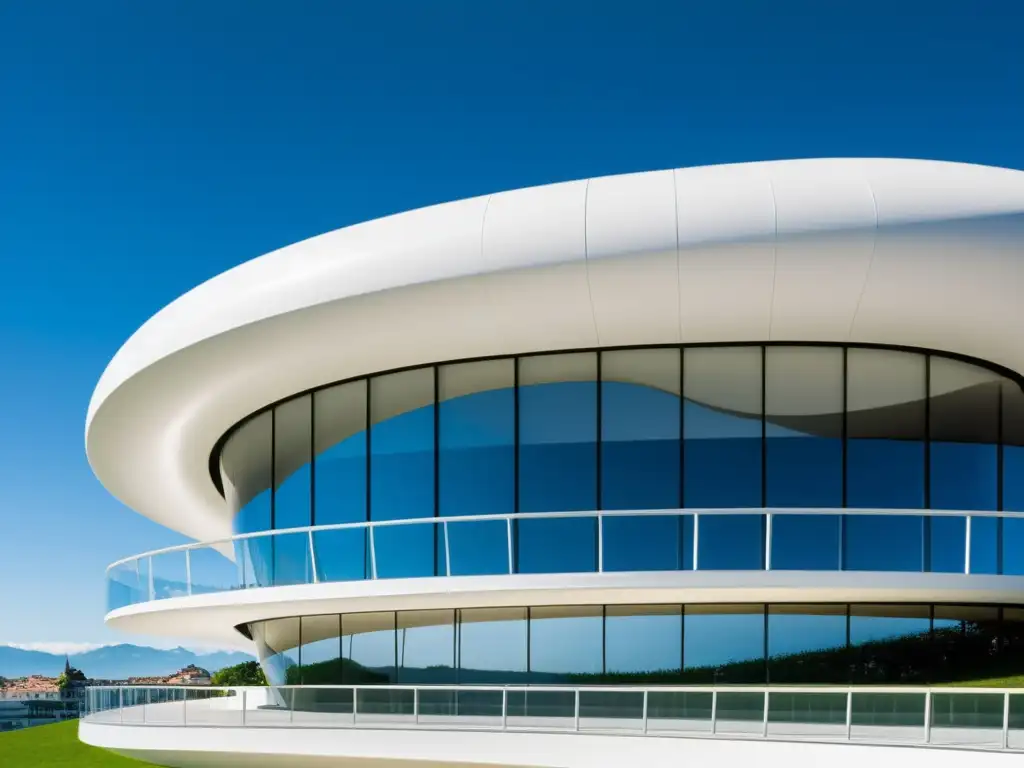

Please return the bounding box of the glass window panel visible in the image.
[313,381,367,526]
[370,369,436,577]
[253,617,300,687]
[312,528,369,583]
[445,518,510,576]
[528,606,603,683]
[683,347,762,507]
[602,514,692,572]
[188,545,239,596]
[273,396,312,585]
[849,605,930,684]
[930,357,999,510]
[151,551,188,601]
[397,610,455,684]
[605,605,682,682]
[770,514,840,570]
[933,606,1001,684]
[846,349,925,508]
[764,347,843,507]
[439,360,515,518]
[930,515,966,573]
[844,515,924,572]
[343,612,396,684]
[969,516,999,575]
[697,514,764,570]
[518,353,598,574]
[299,615,342,684]
[601,349,680,510]
[1004,518,1024,576]
[1003,380,1024,512]
[221,411,273,586]
[768,605,848,684]
[683,605,765,684]
[458,608,527,684]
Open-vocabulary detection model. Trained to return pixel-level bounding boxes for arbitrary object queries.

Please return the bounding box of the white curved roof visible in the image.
[86,158,1024,542]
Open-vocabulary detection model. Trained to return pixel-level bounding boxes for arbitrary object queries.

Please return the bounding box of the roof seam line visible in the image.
[848,171,880,341]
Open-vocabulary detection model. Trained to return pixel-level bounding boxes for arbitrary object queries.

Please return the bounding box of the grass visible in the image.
[0,720,158,767]
[946,675,1024,688]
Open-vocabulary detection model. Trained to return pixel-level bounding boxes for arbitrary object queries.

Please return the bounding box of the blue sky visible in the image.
[0,1,1022,652]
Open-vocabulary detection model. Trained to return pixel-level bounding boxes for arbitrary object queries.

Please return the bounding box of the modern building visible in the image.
[81,158,1024,766]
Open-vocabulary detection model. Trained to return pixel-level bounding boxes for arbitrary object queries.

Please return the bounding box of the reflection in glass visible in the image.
[397,610,455,684]
[439,361,514,576]
[605,605,682,682]
[930,358,999,511]
[683,347,762,507]
[684,605,765,683]
[274,396,311,585]
[846,349,925,508]
[849,605,929,684]
[518,354,598,574]
[222,411,272,585]
[601,350,682,569]
[370,369,436,577]
[969,516,999,575]
[343,612,396,684]
[458,608,527,684]
[699,514,764,570]
[528,606,603,682]
[765,347,842,507]
[933,605,1001,684]
[771,514,840,570]
[768,605,847,684]
[254,617,299,687]
[298,614,342,684]
[844,515,923,572]
[929,515,966,574]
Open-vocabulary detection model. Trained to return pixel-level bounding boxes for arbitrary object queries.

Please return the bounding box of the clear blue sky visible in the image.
[0,1,1022,652]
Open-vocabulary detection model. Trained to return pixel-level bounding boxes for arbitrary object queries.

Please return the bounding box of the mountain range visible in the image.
[0,644,254,680]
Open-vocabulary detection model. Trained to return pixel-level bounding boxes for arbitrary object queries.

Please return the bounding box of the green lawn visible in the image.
[0,720,158,767]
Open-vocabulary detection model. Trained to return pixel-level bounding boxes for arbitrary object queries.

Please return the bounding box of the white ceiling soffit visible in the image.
[85,158,1024,542]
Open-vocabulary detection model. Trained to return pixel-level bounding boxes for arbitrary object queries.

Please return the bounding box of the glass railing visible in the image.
[82,684,1024,750]
[106,508,1024,612]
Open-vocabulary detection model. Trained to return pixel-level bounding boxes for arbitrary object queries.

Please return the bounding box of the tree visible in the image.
[211,660,267,686]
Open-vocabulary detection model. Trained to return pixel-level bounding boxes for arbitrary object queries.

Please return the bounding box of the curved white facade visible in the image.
[85,158,1024,766]
[87,158,1024,543]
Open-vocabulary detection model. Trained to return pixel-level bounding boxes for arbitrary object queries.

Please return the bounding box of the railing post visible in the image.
[710,689,717,735]
[923,690,932,744]
[597,515,604,573]
[148,556,155,601]
[965,516,972,574]
[119,686,123,725]
[845,689,853,740]
[414,688,419,724]
[574,689,580,731]
[369,528,378,579]
[642,690,648,734]
[502,688,508,729]
[183,688,187,725]
[308,531,319,584]
[764,513,773,571]
[506,518,514,574]
[1003,691,1010,750]
[289,688,295,724]
[693,514,700,570]
[444,522,451,577]
[143,688,148,724]
[762,690,770,737]
[353,687,358,725]
[242,689,246,727]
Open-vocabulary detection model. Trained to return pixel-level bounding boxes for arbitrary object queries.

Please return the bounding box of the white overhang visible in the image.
[85,158,1024,542]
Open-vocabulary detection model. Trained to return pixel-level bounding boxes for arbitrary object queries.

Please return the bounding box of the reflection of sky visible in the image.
[252,381,1014,670]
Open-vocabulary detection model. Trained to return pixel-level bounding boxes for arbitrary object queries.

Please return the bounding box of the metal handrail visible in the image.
[107,505,1024,570]
[82,683,1023,751]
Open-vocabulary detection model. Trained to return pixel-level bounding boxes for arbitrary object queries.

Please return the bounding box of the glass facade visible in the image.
[251,603,1024,688]
[214,345,1024,587]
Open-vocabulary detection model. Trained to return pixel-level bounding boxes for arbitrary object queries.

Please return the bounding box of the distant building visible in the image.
[127,665,211,686]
